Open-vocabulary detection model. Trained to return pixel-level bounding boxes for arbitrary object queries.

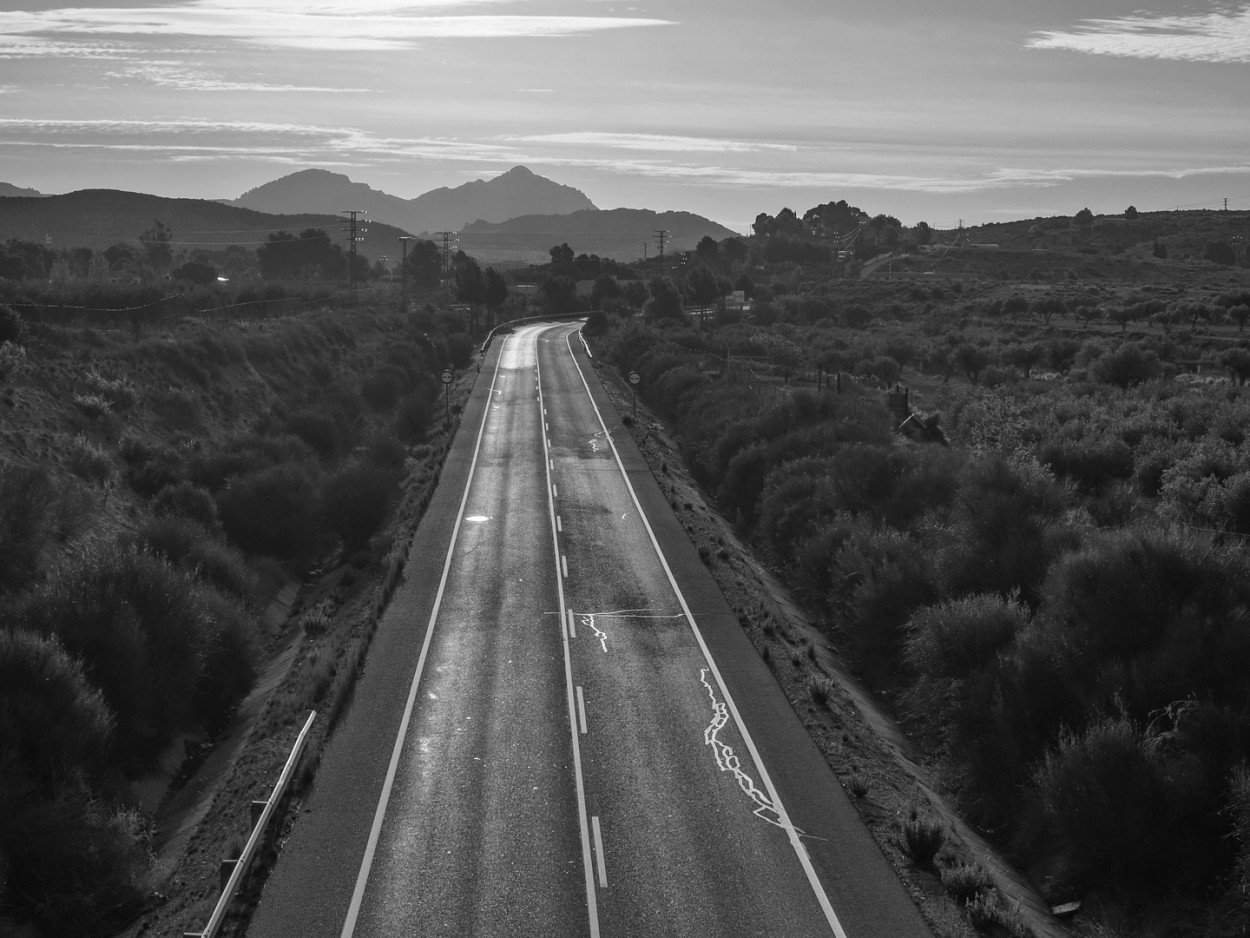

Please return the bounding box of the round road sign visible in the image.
[628,371,640,385]
[441,369,454,385]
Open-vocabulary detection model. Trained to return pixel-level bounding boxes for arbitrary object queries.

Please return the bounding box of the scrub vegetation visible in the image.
[582,204,1250,936]
[0,287,469,935]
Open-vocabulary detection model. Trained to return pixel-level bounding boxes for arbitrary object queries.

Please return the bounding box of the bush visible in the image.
[119,433,186,498]
[321,460,396,554]
[940,862,993,904]
[191,587,259,733]
[126,517,256,603]
[0,629,115,790]
[0,304,21,343]
[899,814,944,867]
[66,434,113,486]
[447,332,474,368]
[0,464,58,594]
[361,365,408,411]
[18,546,209,769]
[0,779,148,937]
[151,480,220,529]
[396,390,435,442]
[216,463,322,561]
[1031,715,1174,892]
[285,409,341,461]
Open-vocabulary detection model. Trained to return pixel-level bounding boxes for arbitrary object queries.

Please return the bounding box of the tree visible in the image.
[483,268,508,321]
[256,229,346,281]
[1220,347,1250,386]
[914,221,933,246]
[171,260,217,286]
[1074,207,1094,233]
[955,343,991,384]
[1125,205,1139,219]
[722,237,749,263]
[590,274,621,310]
[549,243,575,266]
[1153,239,1168,259]
[695,236,719,261]
[1205,241,1236,266]
[684,266,720,307]
[404,239,442,288]
[643,277,683,321]
[139,220,173,273]
[538,275,579,315]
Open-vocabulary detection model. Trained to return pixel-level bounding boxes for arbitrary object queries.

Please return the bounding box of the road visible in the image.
[246,321,932,938]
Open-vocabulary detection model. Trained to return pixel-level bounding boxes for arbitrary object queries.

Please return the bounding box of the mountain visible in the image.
[0,182,43,198]
[232,166,596,234]
[458,208,740,264]
[0,189,408,263]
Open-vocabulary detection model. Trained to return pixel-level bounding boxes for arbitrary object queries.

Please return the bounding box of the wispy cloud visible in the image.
[1027,5,1250,64]
[512,132,798,153]
[0,2,674,52]
[105,62,374,93]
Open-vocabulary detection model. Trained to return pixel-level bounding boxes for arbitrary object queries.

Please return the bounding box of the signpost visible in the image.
[628,371,640,422]
[441,368,453,421]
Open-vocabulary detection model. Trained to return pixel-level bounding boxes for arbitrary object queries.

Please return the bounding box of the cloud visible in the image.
[1027,5,1250,63]
[0,2,674,52]
[105,62,374,93]
[511,132,799,153]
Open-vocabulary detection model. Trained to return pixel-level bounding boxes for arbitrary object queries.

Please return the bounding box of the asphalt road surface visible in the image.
[246,322,932,938]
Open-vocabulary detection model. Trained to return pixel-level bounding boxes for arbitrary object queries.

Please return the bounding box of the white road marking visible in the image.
[568,609,577,639]
[576,686,588,735]
[591,816,608,888]
[537,338,601,938]
[562,555,569,578]
[562,327,849,938]
[339,333,509,938]
[557,515,563,533]
[552,483,558,498]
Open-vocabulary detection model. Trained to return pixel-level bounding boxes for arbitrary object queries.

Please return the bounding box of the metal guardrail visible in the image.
[184,710,317,938]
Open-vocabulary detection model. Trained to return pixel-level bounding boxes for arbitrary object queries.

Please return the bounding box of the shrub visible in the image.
[0,341,26,381]
[0,780,148,937]
[191,587,259,734]
[1031,715,1175,892]
[72,392,111,421]
[899,814,944,867]
[151,480,220,529]
[83,368,138,411]
[119,433,186,498]
[940,862,993,904]
[216,463,323,561]
[396,390,434,442]
[321,460,396,554]
[361,365,408,411]
[126,517,256,603]
[0,304,21,343]
[285,409,341,461]
[0,629,115,790]
[66,434,114,486]
[0,464,58,594]
[18,545,209,770]
[447,332,474,368]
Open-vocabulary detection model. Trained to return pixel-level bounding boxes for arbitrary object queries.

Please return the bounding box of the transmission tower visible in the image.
[340,209,368,303]
[653,229,669,265]
[435,231,456,295]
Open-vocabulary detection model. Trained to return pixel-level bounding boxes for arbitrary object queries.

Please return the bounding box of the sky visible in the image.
[0,0,1248,233]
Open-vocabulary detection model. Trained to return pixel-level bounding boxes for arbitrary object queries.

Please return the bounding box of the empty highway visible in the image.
[246,321,931,938]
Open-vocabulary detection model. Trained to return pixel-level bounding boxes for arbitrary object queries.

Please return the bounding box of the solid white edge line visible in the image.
[561,327,849,938]
[576,685,588,735]
[339,334,510,938]
[538,337,602,938]
[591,816,608,888]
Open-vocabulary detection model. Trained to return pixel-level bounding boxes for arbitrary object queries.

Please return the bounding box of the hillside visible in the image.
[0,189,410,263]
[459,207,740,263]
[232,165,597,235]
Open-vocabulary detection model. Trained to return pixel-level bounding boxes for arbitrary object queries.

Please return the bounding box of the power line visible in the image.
[340,209,367,303]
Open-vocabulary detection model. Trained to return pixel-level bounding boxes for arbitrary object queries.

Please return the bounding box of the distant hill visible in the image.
[0,189,409,263]
[459,207,740,264]
[0,182,44,198]
[232,166,596,235]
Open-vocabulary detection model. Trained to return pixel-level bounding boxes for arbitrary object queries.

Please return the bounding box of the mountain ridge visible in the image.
[230,165,597,234]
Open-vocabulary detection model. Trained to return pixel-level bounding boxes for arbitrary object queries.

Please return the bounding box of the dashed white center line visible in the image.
[568,609,577,639]
[576,685,588,734]
[557,515,563,533]
[562,555,569,578]
[552,483,559,498]
[591,816,608,888]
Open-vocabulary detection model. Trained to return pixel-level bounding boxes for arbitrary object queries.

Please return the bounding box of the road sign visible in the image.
[441,369,454,385]
[628,371,640,385]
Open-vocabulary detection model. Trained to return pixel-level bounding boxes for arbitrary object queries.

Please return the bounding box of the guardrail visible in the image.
[184,710,317,938]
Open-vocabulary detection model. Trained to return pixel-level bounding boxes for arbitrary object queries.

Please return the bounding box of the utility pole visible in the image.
[340,209,367,304]
[653,229,669,266]
[436,231,455,298]
[397,236,415,312]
